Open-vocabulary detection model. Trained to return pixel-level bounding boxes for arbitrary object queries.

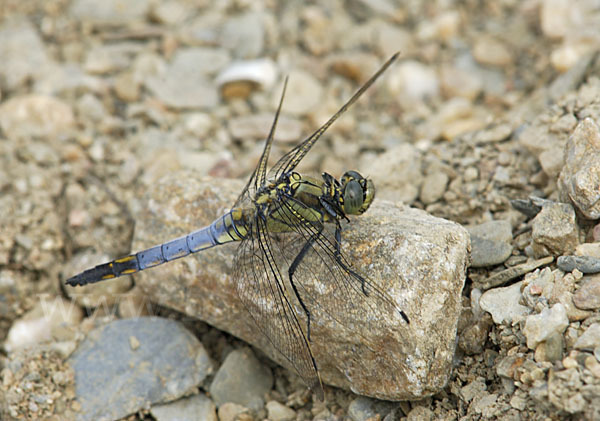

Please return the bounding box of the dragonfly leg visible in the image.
[288,227,322,342]
[333,222,410,324]
[333,222,370,296]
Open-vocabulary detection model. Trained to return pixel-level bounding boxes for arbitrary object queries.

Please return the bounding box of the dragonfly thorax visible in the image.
[255,172,302,206]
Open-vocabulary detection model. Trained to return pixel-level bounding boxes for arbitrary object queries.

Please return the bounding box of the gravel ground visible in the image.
[2,0,600,420]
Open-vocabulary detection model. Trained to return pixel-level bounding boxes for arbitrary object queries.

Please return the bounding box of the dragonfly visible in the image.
[66,52,409,399]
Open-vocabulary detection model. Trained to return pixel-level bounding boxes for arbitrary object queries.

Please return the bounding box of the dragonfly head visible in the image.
[340,170,375,215]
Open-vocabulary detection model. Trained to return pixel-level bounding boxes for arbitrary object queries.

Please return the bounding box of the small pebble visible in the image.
[531,202,579,257]
[114,71,140,102]
[0,94,75,139]
[562,355,578,369]
[144,48,222,109]
[265,401,296,421]
[420,171,449,204]
[468,220,513,267]
[209,348,273,410]
[220,12,265,58]
[558,255,600,274]
[540,0,570,39]
[573,275,600,310]
[347,396,395,421]
[217,403,248,421]
[277,69,323,116]
[479,281,530,324]
[574,323,600,350]
[228,114,302,144]
[150,394,217,421]
[585,355,600,378]
[472,36,513,67]
[0,19,50,89]
[406,405,435,421]
[387,60,439,101]
[464,166,478,182]
[150,0,189,25]
[70,0,150,23]
[510,394,527,411]
[523,303,569,349]
[5,296,84,352]
[534,332,564,362]
[575,242,600,258]
[440,65,483,100]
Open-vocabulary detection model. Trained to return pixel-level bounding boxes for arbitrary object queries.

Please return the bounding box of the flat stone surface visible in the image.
[133,171,470,400]
[68,317,211,421]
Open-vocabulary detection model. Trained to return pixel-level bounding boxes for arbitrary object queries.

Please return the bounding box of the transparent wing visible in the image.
[233,77,289,209]
[268,52,399,181]
[234,194,407,397]
[234,211,324,398]
[269,194,409,343]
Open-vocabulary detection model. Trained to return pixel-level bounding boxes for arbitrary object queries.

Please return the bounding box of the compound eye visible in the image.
[341,170,362,185]
[343,180,364,215]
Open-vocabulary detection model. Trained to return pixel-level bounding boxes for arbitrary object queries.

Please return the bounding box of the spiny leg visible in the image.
[332,220,370,296]
[288,225,323,342]
[332,221,410,324]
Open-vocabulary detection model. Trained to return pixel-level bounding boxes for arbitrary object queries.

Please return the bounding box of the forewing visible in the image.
[272,195,408,342]
[269,52,399,181]
[233,213,323,398]
[233,77,289,208]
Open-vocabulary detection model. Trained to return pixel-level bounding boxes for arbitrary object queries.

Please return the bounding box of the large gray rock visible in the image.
[558,117,600,219]
[133,171,470,400]
[68,317,211,421]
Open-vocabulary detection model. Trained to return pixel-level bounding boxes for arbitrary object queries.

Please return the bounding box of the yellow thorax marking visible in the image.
[255,192,271,205]
[231,208,243,220]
